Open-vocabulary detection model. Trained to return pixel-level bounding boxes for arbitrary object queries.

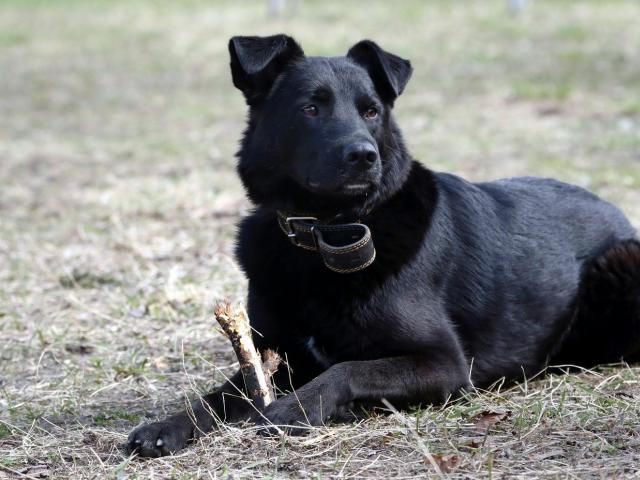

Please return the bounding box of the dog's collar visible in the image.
[276,211,376,273]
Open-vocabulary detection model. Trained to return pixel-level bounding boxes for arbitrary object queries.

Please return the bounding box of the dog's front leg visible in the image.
[126,348,321,456]
[126,370,255,457]
[260,352,469,433]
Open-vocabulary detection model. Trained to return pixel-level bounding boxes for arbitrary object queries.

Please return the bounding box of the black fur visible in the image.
[127,35,640,457]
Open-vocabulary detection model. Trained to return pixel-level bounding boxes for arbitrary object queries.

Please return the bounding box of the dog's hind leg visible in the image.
[552,239,640,367]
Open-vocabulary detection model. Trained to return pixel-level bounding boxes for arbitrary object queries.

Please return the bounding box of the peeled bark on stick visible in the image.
[214,300,280,410]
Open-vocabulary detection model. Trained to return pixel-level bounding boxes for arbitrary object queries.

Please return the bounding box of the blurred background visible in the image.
[0,0,639,477]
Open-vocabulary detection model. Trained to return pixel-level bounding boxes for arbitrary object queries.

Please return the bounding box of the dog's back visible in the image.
[432,173,637,381]
[481,176,635,254]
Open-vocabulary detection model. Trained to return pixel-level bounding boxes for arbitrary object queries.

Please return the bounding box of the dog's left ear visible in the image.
[229,34,304,105]
[347,40,412,104]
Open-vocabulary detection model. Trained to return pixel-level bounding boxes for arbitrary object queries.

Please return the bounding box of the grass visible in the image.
[1,0,639,478]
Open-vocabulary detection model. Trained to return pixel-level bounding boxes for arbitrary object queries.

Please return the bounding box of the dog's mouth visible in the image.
[342,182,371,194]
[307,179,374,197]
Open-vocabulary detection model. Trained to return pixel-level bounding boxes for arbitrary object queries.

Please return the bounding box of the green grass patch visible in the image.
[0,457,19,468]
[0,32,28,47]
[619,99,640,116]
[512,80,573,101]
[555,24,589,41]
[0,423,12,439]
[93,409,138,426]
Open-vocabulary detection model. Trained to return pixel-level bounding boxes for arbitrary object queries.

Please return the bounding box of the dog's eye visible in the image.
[302,105,319,117]
[363,107,379,120]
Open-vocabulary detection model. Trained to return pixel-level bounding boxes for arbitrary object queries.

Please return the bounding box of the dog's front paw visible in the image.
[257,396,316,436]
[126,418,193,457]
[257,384,352,436]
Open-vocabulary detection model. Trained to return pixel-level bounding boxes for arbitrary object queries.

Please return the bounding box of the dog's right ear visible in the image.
[229,34,304,105]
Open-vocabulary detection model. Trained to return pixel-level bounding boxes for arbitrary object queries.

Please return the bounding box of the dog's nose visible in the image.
[343,142,378,168]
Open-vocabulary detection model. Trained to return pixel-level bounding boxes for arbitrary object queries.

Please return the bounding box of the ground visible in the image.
[1,0,640,478]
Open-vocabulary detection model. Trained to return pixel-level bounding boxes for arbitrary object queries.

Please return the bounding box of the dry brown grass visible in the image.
[1,0,640,478]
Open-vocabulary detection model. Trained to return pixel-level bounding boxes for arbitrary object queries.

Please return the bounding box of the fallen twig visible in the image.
[214,300,280,410]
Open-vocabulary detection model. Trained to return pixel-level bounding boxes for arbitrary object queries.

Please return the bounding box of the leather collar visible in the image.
[276,211,376,273]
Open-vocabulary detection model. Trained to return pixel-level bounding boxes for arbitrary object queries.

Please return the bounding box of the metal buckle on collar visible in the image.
[284,216,318,248]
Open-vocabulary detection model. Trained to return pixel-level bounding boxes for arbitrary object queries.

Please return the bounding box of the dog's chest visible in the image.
[296,299,388,365]
[305,336,334,368]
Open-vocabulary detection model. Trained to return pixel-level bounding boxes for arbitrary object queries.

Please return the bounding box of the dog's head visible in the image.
[230,34,413,217]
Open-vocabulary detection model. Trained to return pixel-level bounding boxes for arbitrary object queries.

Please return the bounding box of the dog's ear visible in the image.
[347,40,412,104]
[229,34,304,105]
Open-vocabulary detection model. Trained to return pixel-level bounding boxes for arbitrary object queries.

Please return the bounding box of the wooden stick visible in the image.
[214,300,280,410]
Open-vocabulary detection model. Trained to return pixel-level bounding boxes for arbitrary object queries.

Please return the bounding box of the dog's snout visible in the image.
[344,142,378,168]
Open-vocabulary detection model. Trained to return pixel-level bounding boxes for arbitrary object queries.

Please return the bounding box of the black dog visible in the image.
[127,34,640,457]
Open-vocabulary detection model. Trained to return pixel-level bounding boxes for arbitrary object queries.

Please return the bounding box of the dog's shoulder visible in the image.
[235,208,283,279]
